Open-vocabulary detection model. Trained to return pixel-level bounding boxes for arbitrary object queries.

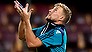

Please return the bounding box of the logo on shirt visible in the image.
[56,30,61,34]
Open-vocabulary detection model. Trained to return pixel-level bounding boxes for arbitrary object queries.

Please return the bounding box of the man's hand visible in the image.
[14,0,34,21]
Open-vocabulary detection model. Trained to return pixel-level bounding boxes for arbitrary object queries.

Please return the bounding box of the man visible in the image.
[14,0,72,52]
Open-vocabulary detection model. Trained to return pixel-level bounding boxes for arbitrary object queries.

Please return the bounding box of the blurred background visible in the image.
[0,0,92,52]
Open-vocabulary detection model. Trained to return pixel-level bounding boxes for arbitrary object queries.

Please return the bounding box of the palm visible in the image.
[21,6,30,19]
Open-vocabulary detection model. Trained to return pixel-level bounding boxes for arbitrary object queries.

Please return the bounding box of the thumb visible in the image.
[25,3,29,11]
[28,8,34,15]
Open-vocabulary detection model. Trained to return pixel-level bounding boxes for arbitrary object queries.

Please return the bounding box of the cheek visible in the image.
[51,13,59,19]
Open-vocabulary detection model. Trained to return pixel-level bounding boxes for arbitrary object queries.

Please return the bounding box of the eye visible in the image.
[54,9,57,12]
[54,7,58,12]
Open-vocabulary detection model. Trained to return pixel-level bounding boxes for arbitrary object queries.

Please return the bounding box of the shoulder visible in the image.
[55,26,65,32]
[32,25,45,30]
[54,26,66,35]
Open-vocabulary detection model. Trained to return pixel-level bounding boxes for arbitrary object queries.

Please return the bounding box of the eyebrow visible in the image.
[53,7,58,10]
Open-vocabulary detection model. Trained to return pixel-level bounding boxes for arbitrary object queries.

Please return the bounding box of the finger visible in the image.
[14,1,18,5]
[14,0,23,16]
[14,1,23,12]
[16,0,23,9]
[17,10,22,15]
[14,2,18,8]
[14,2,20,10]
[15,4,23,14]
[14,1,16,8]
[14,1,20,8]
[14,0,21,13]
[25,3,29,12]
[28,8,34,15]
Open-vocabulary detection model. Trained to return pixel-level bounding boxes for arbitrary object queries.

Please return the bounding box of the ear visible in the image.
[59,16,65,21]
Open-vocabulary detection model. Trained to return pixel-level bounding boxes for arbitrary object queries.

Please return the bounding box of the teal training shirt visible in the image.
[32,22,67,52]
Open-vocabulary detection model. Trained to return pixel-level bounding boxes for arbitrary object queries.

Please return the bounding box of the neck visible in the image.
[53,21,64,25]
[46,19,64,25]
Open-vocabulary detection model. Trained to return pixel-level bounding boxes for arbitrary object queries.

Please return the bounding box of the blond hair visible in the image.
[54,3,72,24]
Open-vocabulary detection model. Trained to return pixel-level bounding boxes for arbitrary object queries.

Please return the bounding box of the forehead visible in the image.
[53,6,63,10]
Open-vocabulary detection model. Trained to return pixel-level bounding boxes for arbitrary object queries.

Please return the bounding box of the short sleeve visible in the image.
[32,25,45,34]
[38,30,63,47]
[32,25,46,37]
[32,28,38,32]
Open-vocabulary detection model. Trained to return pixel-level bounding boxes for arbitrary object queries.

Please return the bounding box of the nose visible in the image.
[49,9,54,15]
[49,9,52,12]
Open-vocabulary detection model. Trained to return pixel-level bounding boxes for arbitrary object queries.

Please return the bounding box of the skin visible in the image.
[46,6,66,24]
[14,0,66,48]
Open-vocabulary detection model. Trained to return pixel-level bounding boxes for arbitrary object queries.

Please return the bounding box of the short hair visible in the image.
[54,3,72,24]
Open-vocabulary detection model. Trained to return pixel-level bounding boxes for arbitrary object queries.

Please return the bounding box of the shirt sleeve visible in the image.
[38,30,63,47]
[32,25,45,34]
[32,28,38,33]
[32,26,44,37]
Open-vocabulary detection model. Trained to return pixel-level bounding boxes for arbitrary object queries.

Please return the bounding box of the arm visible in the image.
[18,20,25,40]
[18,20,36,52]
[14,0,43,48]
[14,0,26,40]
[25,20,42,47]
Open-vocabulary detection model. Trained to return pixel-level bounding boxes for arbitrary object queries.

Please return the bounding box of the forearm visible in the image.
[25,20,42,47]
[14,0,41,48]
[18,20,26,40]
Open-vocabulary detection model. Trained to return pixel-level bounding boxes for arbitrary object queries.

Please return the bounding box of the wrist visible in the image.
[21,18,30,22]
[25,19,32,29]
[20,16,30,22]
[24,19,30,24]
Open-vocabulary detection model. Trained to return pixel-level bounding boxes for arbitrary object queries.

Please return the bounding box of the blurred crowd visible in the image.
[0,3,92,52]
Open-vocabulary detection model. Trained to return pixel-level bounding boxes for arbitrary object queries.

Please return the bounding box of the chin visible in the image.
[46,18,53,23]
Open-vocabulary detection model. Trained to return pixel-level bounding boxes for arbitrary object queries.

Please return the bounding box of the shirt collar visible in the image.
[47,22,65,27]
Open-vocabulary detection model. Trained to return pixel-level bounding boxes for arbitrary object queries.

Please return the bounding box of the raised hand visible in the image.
[14,0,34,21]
